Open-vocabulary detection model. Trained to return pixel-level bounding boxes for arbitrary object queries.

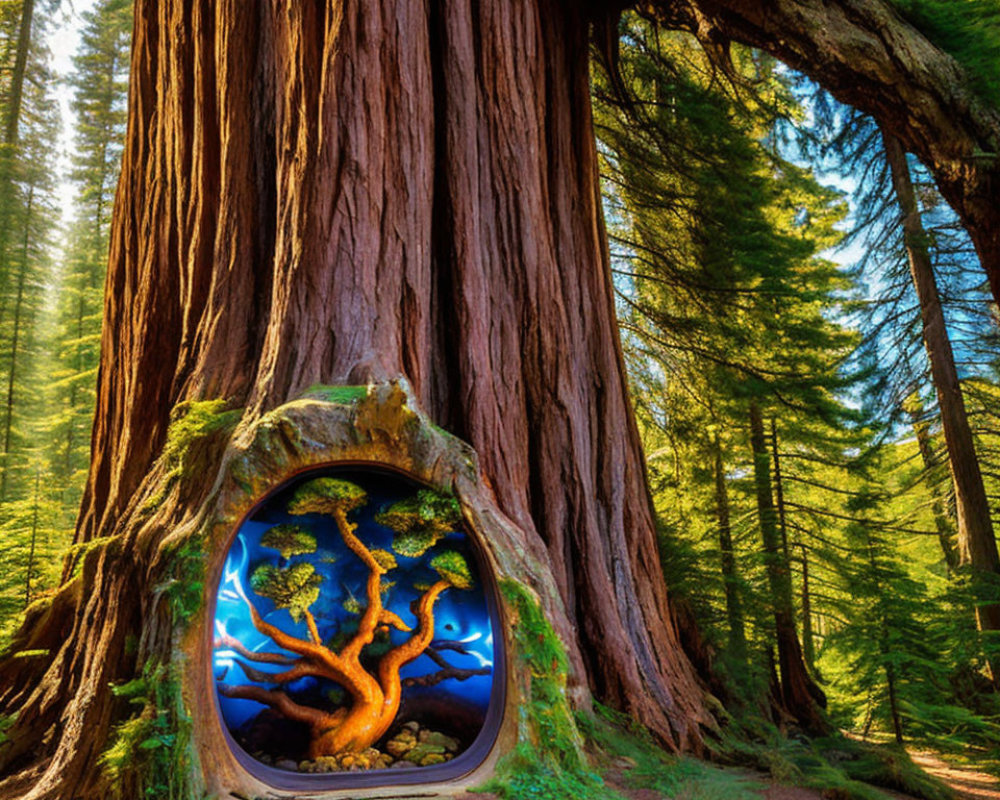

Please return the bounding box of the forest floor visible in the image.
[454,745,1000,800]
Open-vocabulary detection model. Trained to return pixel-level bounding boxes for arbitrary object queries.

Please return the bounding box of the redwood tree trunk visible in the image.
[0,2,709,796]
[882,130,1000,656]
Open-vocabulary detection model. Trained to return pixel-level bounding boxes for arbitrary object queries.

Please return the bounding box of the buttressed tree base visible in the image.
[3,383,591,797]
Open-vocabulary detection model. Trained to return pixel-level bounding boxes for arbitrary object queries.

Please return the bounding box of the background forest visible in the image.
[1,0,1000,797]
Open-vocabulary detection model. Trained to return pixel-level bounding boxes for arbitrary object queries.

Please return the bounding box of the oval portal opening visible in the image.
[211,465,504,788]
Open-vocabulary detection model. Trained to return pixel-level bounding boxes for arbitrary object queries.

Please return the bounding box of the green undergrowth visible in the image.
[101,661,198,799]
[481,580,607,798]
[582,705,762,800]
[483,582,763,800]
[482,581,950,800]
[720,721,953,800]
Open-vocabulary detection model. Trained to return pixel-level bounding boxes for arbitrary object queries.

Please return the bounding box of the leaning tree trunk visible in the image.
[649,0,1000,308]
[0,2,710,797]
[882,130,1000,671]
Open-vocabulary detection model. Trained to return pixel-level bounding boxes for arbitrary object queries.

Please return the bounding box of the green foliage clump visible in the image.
[299,384,370,404]
[480,580,601,800]
[0,712,16,746]
[377,489,462,557]
[389,528,439,558]
[260,524,316,560]
[159,537,205,626]
[479,743,619,800]
[101,661,196,799]
[370,548,397,571]
[430,550,473,590]
[288,477,367,516]
[892,0,1000,106]
[250,562,322,622]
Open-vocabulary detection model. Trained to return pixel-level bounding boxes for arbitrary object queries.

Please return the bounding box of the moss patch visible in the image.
[298,384,370,405]
[67,535,124,580]
[102,661,198,800]
[158,536,206,627]
[0,713,17,747]
[479,581,606,799]
[163,400,241,480]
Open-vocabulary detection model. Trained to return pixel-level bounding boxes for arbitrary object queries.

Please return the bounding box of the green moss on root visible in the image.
[480,581,604,798]
[163,400,241,480]
[101,661,199,800]
[159,536,206,627]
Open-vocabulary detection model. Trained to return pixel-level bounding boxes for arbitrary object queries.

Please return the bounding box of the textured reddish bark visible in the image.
[81,0,706,744]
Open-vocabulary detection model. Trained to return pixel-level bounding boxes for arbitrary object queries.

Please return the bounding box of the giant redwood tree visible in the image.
[1,1,999,798]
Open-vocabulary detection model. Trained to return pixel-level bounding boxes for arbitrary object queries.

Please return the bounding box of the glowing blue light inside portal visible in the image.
[212,469,497,747]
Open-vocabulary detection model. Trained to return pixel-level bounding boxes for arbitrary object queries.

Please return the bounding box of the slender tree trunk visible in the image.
[749,401,827,732]
[883,130,1000,657]
[909,406,960,572]
[3,0,35,146]
[713,433,745,664]
[798,543,817,676]
[0,3,709,796]
[0,184,32,504]
[864,532,904,744]
[770,420,791,568]
[0,0,36,293]
[23,469,39,608]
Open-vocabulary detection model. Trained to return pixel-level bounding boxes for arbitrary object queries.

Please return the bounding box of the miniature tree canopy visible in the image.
[376,489,462,557]
[260,524,317,560]
[249,562,322,623]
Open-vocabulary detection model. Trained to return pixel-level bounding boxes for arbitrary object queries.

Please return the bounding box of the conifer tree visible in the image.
[0,20,62,646]
[48,0,131,523]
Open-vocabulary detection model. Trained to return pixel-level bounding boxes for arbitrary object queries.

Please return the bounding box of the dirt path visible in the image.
[906,750,1000,800]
